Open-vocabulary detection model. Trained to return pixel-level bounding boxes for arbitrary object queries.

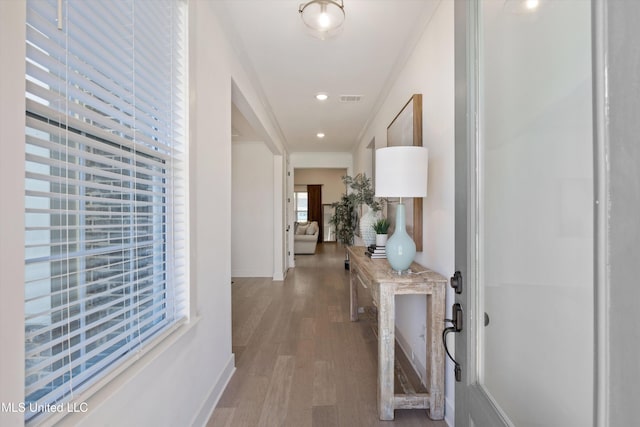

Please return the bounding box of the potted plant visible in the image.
[342,174,383,212]
[331,173,385,268]
[330,191,357,247]
[342,174,385,246]
[372,217,390,247]
[330,191,357,269]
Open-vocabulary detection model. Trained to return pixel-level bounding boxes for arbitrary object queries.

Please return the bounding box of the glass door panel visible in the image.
[477,1,593,425]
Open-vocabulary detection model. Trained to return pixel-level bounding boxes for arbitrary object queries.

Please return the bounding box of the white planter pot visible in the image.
[376,234,388,247]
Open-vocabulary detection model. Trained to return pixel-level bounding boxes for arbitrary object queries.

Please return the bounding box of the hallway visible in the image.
[207,244,448,427]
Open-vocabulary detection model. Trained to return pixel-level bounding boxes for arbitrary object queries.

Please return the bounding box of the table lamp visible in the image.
[375,146,428,273]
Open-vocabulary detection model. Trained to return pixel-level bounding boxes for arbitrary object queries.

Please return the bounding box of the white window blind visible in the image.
[24,0,187,421]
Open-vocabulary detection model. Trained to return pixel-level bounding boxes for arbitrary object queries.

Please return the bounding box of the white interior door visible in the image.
[454,1,594,426]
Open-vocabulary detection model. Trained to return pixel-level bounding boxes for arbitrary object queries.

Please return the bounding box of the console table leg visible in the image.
[427,287,446,420]
[349,266,358,321]
[378,285,395,420]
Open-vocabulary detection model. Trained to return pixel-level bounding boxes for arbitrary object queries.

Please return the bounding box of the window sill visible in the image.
[30,315,202,427]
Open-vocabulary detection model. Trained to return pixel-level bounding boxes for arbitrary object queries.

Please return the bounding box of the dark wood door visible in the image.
[307,184,322,243]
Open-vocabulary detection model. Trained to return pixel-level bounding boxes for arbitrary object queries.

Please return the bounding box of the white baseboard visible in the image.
[191,353,236,427]
[231,270,271,278]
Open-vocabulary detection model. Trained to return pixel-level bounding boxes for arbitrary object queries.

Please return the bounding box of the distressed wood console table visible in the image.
[347,246,447,421]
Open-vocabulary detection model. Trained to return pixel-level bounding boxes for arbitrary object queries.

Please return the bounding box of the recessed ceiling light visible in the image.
[525,0,539,10]
[315,93,328,101]
[316,133,325,139]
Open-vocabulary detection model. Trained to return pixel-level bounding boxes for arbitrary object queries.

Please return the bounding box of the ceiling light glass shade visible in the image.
[375,146,428,273]
[525,0,540,10]
[299,0,345,40]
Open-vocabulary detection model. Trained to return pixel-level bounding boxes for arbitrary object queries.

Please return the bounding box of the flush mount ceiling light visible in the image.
[315,93,329,101]
[316,132,325,139]
[299,0,345,40]
[525,0,539,9]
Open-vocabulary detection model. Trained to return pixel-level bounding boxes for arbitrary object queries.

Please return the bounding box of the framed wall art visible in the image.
[385,94,423,251]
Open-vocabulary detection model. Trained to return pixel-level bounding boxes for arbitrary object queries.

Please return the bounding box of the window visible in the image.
[24,0,187,422]
[294,191,308,222]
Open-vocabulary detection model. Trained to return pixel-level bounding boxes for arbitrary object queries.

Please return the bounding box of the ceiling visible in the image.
[222,0,441,153]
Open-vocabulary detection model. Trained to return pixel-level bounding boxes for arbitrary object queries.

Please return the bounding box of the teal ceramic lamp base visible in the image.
[386,203,415,273]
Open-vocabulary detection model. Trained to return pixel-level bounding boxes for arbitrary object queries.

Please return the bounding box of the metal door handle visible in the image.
[443,303,463,381]
[450,271,463,294]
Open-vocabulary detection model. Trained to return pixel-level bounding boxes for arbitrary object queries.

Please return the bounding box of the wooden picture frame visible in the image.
[385,94,423,251]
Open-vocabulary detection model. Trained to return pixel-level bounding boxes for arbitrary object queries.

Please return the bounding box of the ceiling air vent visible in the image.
[339,95,363,103]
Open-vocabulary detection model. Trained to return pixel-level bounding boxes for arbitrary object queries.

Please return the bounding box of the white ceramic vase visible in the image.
[359,205,379,247]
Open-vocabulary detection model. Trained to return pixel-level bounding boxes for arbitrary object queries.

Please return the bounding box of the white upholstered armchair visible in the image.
[294,221,319,254]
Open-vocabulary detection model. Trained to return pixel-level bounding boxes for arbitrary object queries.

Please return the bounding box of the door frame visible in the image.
[454,0,510,424]
[592,1,640,425]
[452,0,473,423]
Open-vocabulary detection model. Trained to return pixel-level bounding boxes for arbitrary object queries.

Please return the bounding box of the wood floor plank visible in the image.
[206,407,235,427]
[227,375,270,427]
[256,355,296,427]
[283,338,315,427]
[328,304,344,322]
[233,294,272,346]
[312,360,336,406]
[299,317,316,339]
[331,321,369,426]
[311,405,338,427]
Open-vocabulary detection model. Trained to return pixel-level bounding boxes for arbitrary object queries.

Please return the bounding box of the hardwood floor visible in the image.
[206,243,448,427]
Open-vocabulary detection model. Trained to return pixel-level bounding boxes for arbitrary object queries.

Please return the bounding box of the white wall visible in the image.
[352,1,456,424]
[232,142,274,277]
[289,152,353,174]
[0,1,286,425]
[294,168,347,206]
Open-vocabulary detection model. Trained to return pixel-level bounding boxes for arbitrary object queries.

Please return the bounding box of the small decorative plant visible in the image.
[372,218,390,235]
